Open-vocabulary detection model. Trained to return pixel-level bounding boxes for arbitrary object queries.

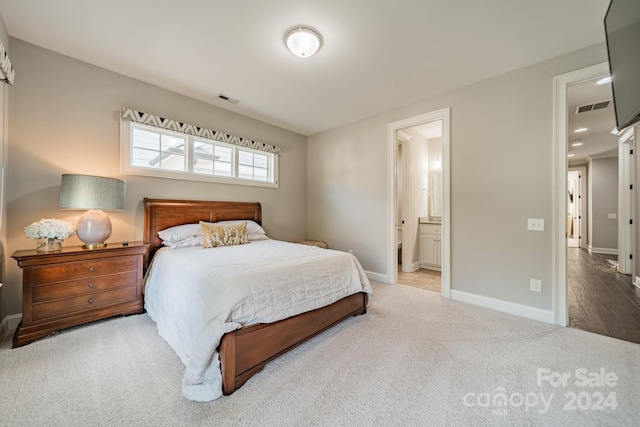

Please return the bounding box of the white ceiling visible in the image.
[0,0,611,136]
[413,121,443,140]
[568,77,619,165]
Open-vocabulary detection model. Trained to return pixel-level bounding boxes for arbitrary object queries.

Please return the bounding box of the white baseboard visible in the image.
[634,276,640,290]
[450,290,554,324]
[365,270,388,284]
[588,247,618,255]
[0,313,21,338]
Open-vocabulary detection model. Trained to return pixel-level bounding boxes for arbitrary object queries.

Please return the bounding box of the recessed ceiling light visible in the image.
[571,141,584,146]
[596,76,612,85]
[574,128,588,133]
[568,154,575,157]
[284,26,322,58]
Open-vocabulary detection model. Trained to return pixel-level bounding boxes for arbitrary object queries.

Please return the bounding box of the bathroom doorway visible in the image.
[388,109,450,297]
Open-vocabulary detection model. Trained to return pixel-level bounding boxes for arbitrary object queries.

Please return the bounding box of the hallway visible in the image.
[568,248,640,344]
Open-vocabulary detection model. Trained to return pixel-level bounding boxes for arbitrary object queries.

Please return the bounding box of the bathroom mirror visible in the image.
[429,170,442,219]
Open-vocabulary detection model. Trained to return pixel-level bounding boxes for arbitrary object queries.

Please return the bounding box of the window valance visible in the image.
[121,108,281,155]
[0,40,14,84]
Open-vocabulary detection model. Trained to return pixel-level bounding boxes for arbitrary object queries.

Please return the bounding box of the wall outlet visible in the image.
[530,279,542,293]
[527,218,545,231]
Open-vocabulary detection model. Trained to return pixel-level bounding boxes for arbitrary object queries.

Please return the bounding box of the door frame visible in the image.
[553,62,609,326]
[387,108,451,297]
[567,167,587,249]
[617,127,635,274]
[397,131,413,271]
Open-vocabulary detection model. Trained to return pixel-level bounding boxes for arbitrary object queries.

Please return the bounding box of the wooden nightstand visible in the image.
[11,241,148,347]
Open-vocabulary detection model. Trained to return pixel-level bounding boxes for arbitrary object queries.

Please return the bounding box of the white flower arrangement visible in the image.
[25,218,75,240]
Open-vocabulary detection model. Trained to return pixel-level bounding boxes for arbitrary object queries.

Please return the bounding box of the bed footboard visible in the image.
[219,292,367,395]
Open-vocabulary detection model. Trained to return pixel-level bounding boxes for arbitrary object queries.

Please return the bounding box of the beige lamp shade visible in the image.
[60,174,125,249]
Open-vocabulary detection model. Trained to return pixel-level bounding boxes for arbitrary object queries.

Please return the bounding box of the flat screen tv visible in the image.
[604,0,640,130]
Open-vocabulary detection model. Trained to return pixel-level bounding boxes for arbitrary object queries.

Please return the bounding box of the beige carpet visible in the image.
[1,282,639,426]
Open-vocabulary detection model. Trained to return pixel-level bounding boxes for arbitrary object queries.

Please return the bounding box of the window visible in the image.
[121,121,278,188]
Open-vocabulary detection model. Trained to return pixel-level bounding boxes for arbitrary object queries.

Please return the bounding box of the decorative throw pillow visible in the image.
[200,221,249,248]
[215,220,266,236]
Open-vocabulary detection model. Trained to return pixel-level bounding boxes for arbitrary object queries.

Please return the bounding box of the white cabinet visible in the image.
[419,223,441,270]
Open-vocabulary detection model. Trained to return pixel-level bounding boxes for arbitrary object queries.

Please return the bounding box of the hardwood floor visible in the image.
[397,265,441,293]
[568,248,640,344]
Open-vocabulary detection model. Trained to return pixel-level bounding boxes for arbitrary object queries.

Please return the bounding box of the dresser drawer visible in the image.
[32,286,138,321]
[11,242,148,347]
[32,271,138,303]
[420,224,441,235]
[25,257,138,284]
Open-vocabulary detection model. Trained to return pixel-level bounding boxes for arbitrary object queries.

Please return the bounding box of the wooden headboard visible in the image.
[143,198,262,260]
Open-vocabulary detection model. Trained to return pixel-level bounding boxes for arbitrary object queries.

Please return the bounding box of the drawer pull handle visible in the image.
[88,298,94,304]
[88,283,94,288]
[89,267,95,273]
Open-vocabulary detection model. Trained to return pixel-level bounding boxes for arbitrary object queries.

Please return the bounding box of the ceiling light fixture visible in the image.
[596,76,612,85]
[285,26,322,58]
[571,141,584,146]
[574,128,588,133]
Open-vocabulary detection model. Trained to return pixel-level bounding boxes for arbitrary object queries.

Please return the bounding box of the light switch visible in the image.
[527,218,545,231]
[608,213,617,220]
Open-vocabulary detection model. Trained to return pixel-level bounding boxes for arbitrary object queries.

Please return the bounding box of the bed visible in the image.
[143,198,372,401]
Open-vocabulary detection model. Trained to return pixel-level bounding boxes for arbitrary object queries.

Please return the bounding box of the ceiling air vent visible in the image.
[218,94,240,104]
[575,100,611,114]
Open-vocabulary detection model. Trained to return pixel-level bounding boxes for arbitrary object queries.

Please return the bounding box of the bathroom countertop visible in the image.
[419,217,442,224]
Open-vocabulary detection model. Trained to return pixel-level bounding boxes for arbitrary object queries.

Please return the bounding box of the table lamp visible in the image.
[59,174,125,249]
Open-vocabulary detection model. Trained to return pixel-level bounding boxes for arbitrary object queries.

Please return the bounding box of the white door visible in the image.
[397,133,413,272]
[618,128,635,274]
[567,170,582,248]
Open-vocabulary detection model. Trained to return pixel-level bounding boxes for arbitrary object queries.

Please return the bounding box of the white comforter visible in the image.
[144,239,372,402]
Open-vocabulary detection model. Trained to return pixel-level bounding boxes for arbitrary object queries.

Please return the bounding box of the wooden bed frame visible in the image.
[143,198,367,395]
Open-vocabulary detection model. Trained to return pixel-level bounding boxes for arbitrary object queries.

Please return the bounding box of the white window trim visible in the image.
[120,120,279,188]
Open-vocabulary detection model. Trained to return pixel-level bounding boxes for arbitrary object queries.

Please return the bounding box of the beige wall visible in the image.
[307,43,608,311]
[3,39,307,317]
[590,156,619,251]
[0,15,9,327]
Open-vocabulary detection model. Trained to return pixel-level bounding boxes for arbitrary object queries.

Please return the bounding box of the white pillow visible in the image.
[158,223,202,243]
[215,220,266,236]
[248,233,269,241]
[162,235,204,249]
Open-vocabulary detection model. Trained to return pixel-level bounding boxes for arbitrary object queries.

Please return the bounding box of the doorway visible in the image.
[388,108,451,297]
[567,169,584,248]
[396,122,443,293]
[555,63,640,343]
[553,62,610,326]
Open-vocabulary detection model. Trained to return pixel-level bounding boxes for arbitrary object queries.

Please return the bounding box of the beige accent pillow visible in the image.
[199,221,249,248]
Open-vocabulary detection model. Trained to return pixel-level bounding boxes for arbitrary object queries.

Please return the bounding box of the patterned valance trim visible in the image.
[0,40,15,85]
[121,108,281,155]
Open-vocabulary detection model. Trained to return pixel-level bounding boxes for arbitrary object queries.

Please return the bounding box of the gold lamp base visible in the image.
[81,243,108,250]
